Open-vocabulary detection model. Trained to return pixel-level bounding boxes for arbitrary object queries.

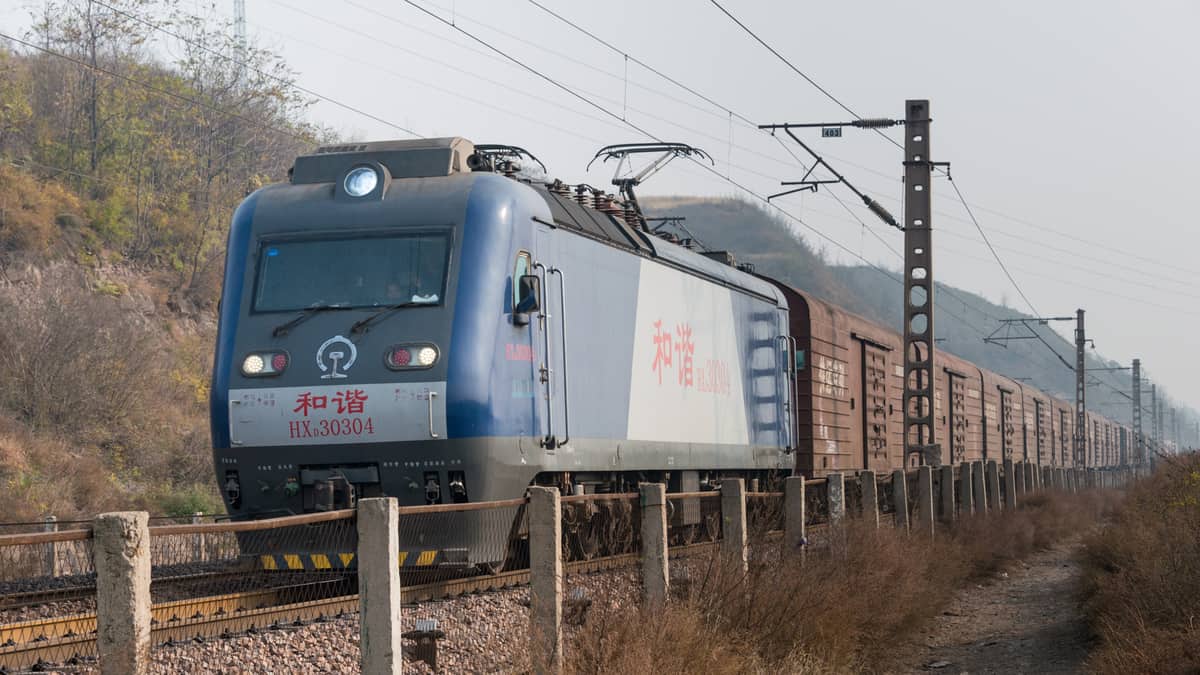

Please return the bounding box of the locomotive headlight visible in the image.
[416,346,438,366]
[242,354,265,375]
[344,166,378,197]
[241,351,288,376]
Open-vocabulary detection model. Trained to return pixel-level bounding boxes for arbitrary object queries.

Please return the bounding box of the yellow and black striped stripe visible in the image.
[259,549,443,570]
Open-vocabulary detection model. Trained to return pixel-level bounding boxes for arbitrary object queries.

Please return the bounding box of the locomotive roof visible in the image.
[291,137,475,185]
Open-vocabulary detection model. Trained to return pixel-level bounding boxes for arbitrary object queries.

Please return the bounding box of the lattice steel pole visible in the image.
[902,99,938,467]
[1132,359,1143,464]
[1149,383,1158,455]
[1171,406,1177,453]
[1074,309,1086,465]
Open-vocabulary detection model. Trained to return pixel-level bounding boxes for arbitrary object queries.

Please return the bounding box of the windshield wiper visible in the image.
[272,303,348,337]
[350,302,426,335]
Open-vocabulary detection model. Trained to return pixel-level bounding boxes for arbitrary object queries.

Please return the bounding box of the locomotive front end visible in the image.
[210,137,539,569]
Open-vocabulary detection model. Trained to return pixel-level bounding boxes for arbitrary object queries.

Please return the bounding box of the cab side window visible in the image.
[513,251,531,308]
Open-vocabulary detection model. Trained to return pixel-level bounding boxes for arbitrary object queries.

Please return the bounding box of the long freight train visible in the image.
[210,137,1126,567]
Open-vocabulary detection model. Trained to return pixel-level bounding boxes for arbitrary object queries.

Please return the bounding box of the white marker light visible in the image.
[416,347,437,366]
[344,166,378,197]
[242,354,265,375]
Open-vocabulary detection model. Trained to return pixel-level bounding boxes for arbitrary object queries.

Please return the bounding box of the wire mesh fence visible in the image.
[905,470,920,521]
[804,478,829,528]
[878,474,896,525]
[0,526,97,671]
[844,478,864,518]
[561,493,639,567]
[666,492,722,550]
[141,509,359,663]
[746,492,784,535]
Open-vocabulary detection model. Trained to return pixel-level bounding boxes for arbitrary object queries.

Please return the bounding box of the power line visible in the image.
[946,176,1040,316]
[400,0,995,343]
[707,0,903,152]
[418,0,1184,305]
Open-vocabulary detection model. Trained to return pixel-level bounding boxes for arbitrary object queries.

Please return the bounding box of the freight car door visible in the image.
[998,388,1015,461]
[1034,400,1046,465]
[1059,410,1070,466]
[855,338,891,473]
[945,371,967,465]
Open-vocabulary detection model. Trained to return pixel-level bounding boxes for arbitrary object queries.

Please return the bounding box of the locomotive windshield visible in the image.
[253,232,450,312]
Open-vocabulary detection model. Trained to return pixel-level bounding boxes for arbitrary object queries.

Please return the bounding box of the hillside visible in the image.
[0,1,320,520]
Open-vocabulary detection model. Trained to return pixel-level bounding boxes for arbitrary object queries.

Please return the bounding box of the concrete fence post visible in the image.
[42,515,59,578]
[939,465,956,522]
[784,476,806,555]
[914,465,935,537]
[529,487,563,674]
[1004,460,1018,509]
[826,473,846,525]
[972,461,987,514]
[721,478,748,577]
[1025,463,1036,493]
[1018,461,1029,499]
[1042,466,1052,491]
[1056,468,1066,491]
[639,483,669,607]
[358,498,402,675]
[859,471,879,527]
[190,512,207,563]
[891,469,910,532]
[959,463,974,517]
[94,512,151,675]
[986,461,1002,512]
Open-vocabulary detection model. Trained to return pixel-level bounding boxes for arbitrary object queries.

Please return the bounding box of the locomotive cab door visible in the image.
[531,226,570,450]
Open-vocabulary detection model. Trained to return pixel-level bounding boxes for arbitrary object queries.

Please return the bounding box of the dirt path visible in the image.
[898,542,1092,674]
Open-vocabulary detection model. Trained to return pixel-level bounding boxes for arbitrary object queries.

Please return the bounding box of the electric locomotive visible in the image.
[210,137,796,568]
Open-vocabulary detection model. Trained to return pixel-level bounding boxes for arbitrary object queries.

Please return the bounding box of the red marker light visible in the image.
[390,347,412,367]
[271,353,288,372]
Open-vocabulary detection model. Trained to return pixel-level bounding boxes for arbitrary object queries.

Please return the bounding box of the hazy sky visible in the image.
[3,0,1198,409]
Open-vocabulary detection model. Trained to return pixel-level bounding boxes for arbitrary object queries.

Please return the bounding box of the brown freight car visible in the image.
[773,283,902,475]
[769,279,1128,476]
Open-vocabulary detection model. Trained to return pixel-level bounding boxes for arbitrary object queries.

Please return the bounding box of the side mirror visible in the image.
[515,274,542,317]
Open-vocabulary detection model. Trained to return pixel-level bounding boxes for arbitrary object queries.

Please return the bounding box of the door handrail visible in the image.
[548,266,570,447]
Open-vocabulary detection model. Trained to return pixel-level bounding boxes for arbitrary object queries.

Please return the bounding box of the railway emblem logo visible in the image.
[316,335,357,379]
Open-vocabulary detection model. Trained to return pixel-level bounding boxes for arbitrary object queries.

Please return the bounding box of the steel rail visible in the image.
[0,568,299,611]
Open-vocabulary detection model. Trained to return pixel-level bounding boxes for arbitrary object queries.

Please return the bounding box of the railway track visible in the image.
[0,540,723,670]
[0,569,270,612]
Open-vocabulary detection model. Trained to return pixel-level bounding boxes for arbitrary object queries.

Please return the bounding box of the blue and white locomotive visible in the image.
[210,137,795,566]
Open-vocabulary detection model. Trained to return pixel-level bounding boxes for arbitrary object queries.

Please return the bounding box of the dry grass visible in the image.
[0,265,218,521]
[1080,454,1200,673]
[567,489,1118,674]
